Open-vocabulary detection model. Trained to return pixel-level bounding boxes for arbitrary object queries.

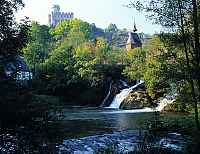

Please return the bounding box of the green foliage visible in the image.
[24,19,130,97]
[23,22,52,68]
[163,83,196,113]
[128,0,200,129]
[0,0,30,56]
[123,33,193,99]
[123,36,167,96]
[74,42,98,81]
[127,0,191,29]
[163,101,191,113]
[123,48,145,79]
[107,48,127,64]
[52,18,92,40]
[94,37,126,65]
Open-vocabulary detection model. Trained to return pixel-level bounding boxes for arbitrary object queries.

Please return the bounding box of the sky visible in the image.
[16,0,162,34]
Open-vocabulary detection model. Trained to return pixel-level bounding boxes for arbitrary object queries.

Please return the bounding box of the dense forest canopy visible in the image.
[23,19,130,95]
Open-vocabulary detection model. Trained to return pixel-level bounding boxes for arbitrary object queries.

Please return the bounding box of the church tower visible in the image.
[126,31,135,51]
[126,21,142,51]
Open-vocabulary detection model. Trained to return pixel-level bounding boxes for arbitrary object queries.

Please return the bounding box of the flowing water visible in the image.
[42,107,187,154]
[49,80,175,141]
[108,80,145,108]
[108,80,175,111]
[1,106,188,153]
[45,105,173,143]
[44,107,155,145]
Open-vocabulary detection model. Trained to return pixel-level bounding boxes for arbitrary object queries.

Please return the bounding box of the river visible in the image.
[0,106,189,153]
[49,107,155,139]
[36,107,188,154]
[43,107,183,143]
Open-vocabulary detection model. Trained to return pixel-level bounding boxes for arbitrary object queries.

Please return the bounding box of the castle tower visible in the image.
[49,5,74,27]
[126,21,142,51]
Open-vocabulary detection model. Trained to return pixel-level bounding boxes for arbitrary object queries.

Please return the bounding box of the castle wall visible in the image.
[49,5,74,27]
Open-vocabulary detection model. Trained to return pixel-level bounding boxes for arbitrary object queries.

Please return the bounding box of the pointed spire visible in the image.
[133,19,137,32]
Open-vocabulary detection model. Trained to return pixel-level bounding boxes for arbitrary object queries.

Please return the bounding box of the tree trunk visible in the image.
[192,0,200,130]
[178,0,200,130]
[191,0,200,94]
[192,0,200,65]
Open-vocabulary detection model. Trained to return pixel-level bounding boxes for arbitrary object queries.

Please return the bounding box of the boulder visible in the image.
[120,87,152,110]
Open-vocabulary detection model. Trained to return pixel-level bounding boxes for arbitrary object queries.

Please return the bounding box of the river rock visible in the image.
[0,133,31,153]
[120,87,152,110]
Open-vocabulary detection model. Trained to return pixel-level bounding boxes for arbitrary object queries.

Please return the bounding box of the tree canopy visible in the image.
[0,0,29,56]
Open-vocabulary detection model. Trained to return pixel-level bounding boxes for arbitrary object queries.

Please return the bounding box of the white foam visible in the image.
[108,80,144,109]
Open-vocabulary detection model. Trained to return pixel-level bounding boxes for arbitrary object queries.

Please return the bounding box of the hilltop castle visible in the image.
[48,5,74,27]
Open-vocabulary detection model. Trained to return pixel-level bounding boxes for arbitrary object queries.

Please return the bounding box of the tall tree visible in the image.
[23,22,52,69]
[177,0,200,129]
[128,0,200,129]
[0,0,29,56]
[52,19,92,40]
[0,0,31,127]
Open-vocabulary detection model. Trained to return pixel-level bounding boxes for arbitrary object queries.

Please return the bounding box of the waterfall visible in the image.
[104,79,176,112]
[108,80,144,109]
[104,94,176,114]
[155,95,176,111]
[100,81,113,107]
[120,80,129,87]
[107,79,176,111]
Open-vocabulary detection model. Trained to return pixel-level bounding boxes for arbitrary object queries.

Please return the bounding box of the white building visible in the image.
[48,5,74,27]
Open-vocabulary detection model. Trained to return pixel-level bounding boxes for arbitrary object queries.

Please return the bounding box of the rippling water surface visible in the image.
[44,107,156,144]
[2,107,187,153]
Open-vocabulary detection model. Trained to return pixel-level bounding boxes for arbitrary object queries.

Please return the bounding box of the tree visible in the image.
[0,0,31,127]
[74,41,99,83]
[52,19,92,40]
[0,0,29,79]
[95,37,110,64]
[123,36,166,96]
[128,0,200,129]
[23,22,52,69]
[0,0,29,56]
[105,23,118,33]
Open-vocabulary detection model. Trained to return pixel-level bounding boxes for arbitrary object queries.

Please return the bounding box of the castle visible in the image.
[48,5,74,27]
